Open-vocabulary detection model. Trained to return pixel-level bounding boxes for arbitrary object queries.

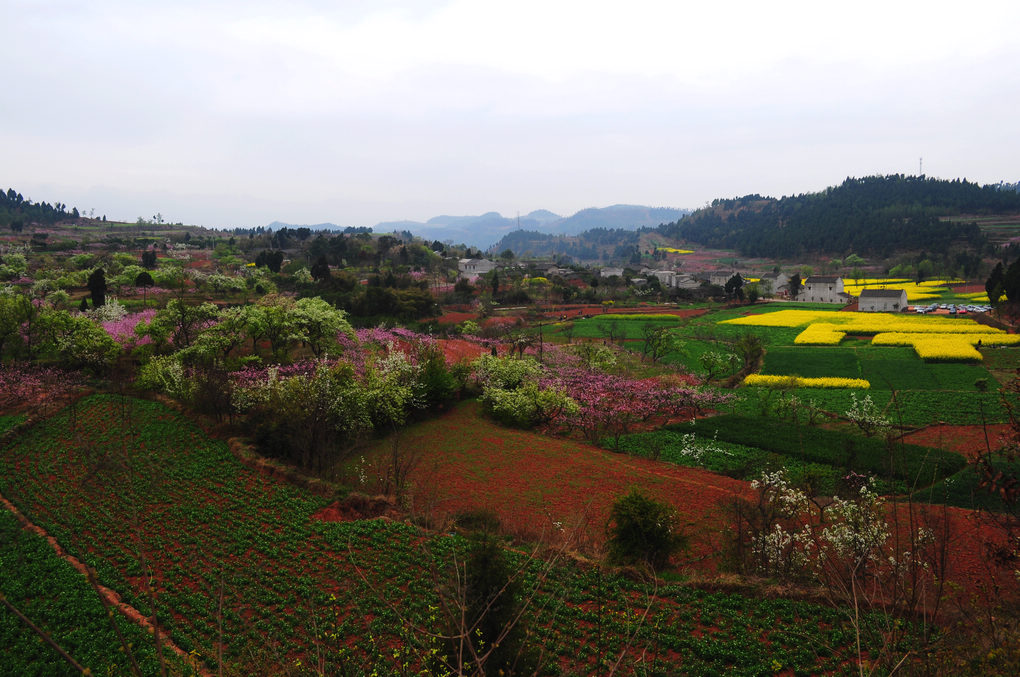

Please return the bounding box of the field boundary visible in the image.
[0,491,211,677]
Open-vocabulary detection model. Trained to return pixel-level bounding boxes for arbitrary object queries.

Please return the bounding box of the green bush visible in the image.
[607,489,687,570]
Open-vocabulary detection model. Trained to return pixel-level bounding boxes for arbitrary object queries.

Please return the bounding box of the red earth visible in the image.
[384,401,750,562]
[436,338,488,364]
[366,406,1018,605]
[900,423,1012,461]
[435,310,477,325]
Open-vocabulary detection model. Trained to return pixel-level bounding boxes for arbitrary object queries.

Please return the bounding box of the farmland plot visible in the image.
[0,394,921,674]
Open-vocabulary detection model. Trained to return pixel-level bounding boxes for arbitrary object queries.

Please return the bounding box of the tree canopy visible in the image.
[660,175,1020,258]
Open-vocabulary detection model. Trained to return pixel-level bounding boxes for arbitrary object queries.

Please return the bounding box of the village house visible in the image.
[457,258,497,278]
[646,269,676,288]
[759,271,789,297]
[858,288,908,312]
[544,265,573,278]
[708,270,740,287]
[599,267,625,279]
[801,276,848,304]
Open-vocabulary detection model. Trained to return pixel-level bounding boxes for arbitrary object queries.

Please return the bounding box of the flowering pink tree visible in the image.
[0,364,82,413]
[101,309,157,349]
[541,368,728,448]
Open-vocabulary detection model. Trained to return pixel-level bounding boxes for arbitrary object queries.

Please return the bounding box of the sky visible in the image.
[3,0,1019,230]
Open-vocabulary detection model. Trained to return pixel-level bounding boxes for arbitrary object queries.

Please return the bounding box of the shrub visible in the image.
[606,489,687,570]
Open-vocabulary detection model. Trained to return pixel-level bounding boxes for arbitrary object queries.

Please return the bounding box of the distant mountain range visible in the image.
[268,204,690,249]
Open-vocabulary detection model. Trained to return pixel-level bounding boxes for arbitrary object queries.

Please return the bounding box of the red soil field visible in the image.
[387,401,750,563]
[435,310,476,325]
[369,404,1017,603]
[900,423,1012,461]
[436,338,487,363]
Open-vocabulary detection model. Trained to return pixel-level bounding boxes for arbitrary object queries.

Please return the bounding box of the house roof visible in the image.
[805,276,842,284]
[761,272,784,280]
[859,288,907,298]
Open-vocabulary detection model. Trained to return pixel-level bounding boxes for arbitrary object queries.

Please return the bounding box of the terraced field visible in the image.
[1,394,916,675]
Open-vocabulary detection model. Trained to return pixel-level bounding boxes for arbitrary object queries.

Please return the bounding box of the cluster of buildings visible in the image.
[706,270,909,312]
[456,258,910,312]
[456,258,700,290]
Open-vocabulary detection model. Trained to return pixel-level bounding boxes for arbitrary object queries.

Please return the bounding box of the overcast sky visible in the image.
[3,0,1019,229]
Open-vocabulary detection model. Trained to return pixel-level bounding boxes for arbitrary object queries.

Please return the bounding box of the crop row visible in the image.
[0,508,186,675]
[681,414,966,488]
[0,394,920,674]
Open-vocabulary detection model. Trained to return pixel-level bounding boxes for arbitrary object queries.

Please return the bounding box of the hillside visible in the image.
[660,175,1020,259]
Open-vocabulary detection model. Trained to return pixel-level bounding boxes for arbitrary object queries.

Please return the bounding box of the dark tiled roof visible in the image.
[859,288,907,298]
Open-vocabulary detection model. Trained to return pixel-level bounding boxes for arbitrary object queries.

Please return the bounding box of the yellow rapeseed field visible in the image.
[743,374,871,389]
[722,309,999,333]
[793,324,846,345]
[841,280,946,301]
[723,309,1013,361]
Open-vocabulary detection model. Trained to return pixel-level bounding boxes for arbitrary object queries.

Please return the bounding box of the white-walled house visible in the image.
[648,269,676,288]
[708,271,739,286]
[801,276,848,304]
[457,258,497,278]
[858,288,908,312]
[600,267,625,279]
[759,271,789,296]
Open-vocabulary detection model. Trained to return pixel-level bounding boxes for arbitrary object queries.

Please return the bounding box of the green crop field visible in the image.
[618,414,967,499]
[0,394,921,675]
[0,414,26,435]
[762,346,862,379]
[0,509,188,675]
[614,429,869,496]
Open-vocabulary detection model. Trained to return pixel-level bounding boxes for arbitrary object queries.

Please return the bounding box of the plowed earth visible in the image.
[395,401,749,562]
[385,405,1017,603]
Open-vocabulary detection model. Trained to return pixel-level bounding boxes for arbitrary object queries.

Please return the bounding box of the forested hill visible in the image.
[660,175,1020,258]
[0,187,79,230]
[491,227,642,261]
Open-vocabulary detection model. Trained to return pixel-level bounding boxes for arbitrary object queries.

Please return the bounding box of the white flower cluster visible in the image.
[845,392,891,437]
[86,297,127,323]
[821,479,890,566]
[674,431,727,461]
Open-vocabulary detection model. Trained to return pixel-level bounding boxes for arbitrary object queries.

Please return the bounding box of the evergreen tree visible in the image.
[986,261,1005,306]
[725,273,745,301]
[788,274,802,300]
[459,532,536,676]
[607,489,686,570]
[86,268,107,308]
[310,255,331,282]
[1003,259,1020,303]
